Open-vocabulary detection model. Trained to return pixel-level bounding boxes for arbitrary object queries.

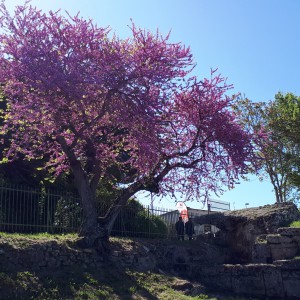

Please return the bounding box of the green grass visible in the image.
[0,261,257,300]
[0,267,219,300]
[0,231,78,240]
[0,233,258,300]
[128,271,217,300]
[288,220,300,228]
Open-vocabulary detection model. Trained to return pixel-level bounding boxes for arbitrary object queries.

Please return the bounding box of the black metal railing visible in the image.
[0,182,230,238]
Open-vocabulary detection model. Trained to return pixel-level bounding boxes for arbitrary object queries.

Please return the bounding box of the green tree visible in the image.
[234,96,300,203]
[271,92,300,144]
[269,93,300,193]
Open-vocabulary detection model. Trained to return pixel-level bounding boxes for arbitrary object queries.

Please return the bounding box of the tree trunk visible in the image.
[71,160,157,249]
[78,184,98,236]
[99,177,160,236]
[57,135,112,249]
[72,167,133,251]
[71,164,102,248]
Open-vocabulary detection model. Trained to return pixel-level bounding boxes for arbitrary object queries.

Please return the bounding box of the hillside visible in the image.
[0,233,253,300]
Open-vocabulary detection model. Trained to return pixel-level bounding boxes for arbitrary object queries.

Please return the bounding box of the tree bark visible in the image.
[56,135,104,247]
[72,164,134,250]
[70,162,102,247]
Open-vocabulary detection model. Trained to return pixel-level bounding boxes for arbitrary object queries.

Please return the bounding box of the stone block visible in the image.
[277,227,300,236]
[197,265,232,291]
[266,234,292,244]
[252,242,271,263]
[282,269,300,298]
[231,265,266,296]
[270,242,298,261]
[263,266,285,298]
[274,259,300,270]
[292,236,300,244]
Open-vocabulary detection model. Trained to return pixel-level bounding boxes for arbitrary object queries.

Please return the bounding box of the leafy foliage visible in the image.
[0,2,259,236]
[233,95,300,203]
[270,93,300,191]
[112,198,168,238]
[271,92,300,145]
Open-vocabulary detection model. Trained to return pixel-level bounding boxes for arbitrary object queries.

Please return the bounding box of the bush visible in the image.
[112,199,168,238]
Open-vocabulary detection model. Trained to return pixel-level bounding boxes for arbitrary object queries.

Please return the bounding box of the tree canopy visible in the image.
[233,95,300,203]
[271,92,300,146]
[0,2,259,243]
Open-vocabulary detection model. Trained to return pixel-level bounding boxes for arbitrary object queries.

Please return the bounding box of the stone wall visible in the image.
[150,237,300,299]
[253,227,300,263]
[0,237,157,272]
[1,234,300,299]
[194,202,300,263]
[0,238,104,270]
[195,260,300,299]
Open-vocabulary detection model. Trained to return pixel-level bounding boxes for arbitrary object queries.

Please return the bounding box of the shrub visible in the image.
[112,199,168,238]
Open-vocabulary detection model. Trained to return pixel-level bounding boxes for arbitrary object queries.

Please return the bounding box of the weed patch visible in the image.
[289,220,300,228]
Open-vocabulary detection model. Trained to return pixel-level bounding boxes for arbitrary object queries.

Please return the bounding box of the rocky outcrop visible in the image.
[253,227,300,263]
[194,202,300,262]
[194,260,300,299]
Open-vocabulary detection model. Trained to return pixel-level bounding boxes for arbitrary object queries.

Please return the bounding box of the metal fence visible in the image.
[0,182,230,238]
[207,198,230,212]
[0,182,177,238]
[110,205,175,238]
[0,182,82,233]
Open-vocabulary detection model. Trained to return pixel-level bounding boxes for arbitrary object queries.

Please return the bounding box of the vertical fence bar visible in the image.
[46,189,50,233]
[0,182,233,239]
[22,185,25,232]
[19,185,22,231]
[28,185,31,232]
[2,183,5,232]
[31,185,35,232]
[5,183,8,232]
[10,183,13,231]
[0,183,2,231]
[0,182,4,231]
[147,205,150,238]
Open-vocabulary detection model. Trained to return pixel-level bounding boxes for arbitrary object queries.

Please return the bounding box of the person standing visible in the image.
[185,217,195,240]
[175,216,184,240]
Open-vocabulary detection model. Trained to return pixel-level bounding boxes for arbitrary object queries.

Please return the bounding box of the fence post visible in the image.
[46,189,50,233]
[148,205,150,238]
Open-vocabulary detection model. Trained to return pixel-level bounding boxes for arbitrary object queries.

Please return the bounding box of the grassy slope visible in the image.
[0,267,214,300]
[0,233,256,300]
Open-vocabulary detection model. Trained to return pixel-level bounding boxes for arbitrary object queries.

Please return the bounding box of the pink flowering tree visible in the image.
[0,3,258,246]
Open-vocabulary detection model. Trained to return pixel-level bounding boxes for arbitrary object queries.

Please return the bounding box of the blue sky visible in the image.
[4,0,300,210]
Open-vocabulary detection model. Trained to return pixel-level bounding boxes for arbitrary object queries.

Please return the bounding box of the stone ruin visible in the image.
[0,202,300,299]
[191,201,300,299]
[194,201,300,263]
